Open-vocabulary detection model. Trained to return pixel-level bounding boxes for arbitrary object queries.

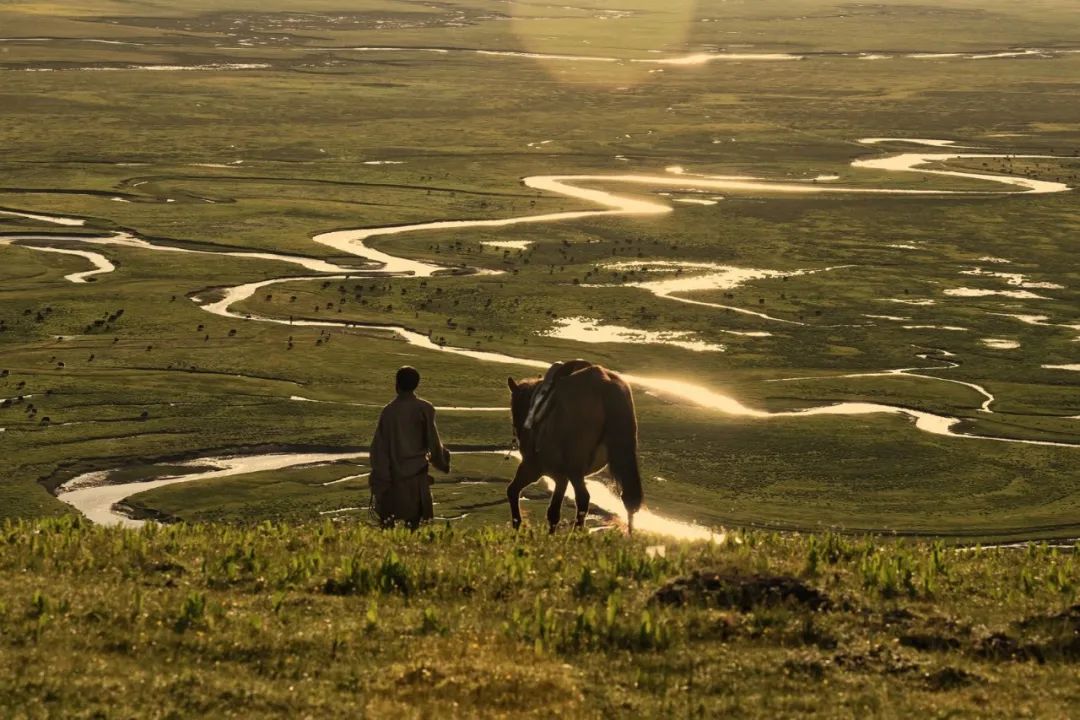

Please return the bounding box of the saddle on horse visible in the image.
[524,359,593,437]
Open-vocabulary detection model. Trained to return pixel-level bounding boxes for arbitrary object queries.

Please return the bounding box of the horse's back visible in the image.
[564,365,635,420]
[537,364,629,476]
[562,363,626,392]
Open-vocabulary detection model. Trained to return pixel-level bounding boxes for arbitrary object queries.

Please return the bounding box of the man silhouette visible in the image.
[369,366,451,528]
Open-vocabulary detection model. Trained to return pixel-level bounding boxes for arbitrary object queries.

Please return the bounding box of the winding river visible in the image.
[6,139,1078,532]
[59,448,724,541]
[60,452,365,527]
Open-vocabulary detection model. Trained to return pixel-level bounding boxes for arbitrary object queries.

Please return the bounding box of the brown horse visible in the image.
[506,360,643,533]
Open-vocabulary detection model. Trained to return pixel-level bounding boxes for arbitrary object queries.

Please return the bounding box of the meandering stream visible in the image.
[7,138,1079,532]
[56,448,725,540]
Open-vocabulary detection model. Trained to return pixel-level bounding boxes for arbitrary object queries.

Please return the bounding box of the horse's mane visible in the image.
[509,377,541,436]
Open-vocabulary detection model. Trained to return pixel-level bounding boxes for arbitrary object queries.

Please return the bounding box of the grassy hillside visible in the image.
[1,518,1077,718]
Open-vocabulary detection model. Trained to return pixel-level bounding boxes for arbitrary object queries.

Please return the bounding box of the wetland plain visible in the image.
[2,0,1079,539]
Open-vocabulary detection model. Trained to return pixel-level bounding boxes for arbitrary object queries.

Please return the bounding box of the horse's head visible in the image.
[506,375,540,441]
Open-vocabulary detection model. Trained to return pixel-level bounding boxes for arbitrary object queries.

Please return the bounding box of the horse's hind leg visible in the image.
[507,462,540,530]
[569,475,590,530]
[547,477,568,534]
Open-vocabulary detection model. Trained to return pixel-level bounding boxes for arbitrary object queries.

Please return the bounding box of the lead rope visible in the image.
[367,490,380,526]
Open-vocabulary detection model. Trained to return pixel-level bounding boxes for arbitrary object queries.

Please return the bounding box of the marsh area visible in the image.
[1,0,1079,541]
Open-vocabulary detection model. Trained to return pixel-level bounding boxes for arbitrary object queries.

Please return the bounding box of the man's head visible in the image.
[395,366,421,393]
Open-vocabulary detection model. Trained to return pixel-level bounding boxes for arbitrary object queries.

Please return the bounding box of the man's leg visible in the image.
[374,489,395,529]
[402,475,425,530]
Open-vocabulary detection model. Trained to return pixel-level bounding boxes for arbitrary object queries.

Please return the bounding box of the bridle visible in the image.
[505,434,519,460]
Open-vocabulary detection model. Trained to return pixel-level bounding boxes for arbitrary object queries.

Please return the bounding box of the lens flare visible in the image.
[509,0,700,86]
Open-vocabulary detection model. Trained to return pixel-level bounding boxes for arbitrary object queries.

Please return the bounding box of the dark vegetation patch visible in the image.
[899,632,961,652]
[832,645,921,676]
[897,605,1080,664]
[881,607,917,625]
[653,570,830,611]
[972,632,1045,662]
[978,604,1080,662]
[923,666,983,691]
[781,657,828,679]
[1019,603,1080,635]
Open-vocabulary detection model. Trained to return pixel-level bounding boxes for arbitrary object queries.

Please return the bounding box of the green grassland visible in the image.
[1,0,1079,538]
[1,518,1078,718]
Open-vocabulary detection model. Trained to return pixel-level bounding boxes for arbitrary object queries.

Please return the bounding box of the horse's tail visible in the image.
[602,375,643,515]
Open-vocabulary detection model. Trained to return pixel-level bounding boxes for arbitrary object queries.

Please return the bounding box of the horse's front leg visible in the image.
[506,462,540,530]
[547,477,568,534]
[569,476,590,530]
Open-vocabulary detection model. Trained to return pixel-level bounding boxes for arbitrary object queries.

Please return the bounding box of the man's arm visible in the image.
[425,407,451,473]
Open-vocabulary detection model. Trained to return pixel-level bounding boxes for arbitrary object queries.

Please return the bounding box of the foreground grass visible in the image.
[1,518,1077,718]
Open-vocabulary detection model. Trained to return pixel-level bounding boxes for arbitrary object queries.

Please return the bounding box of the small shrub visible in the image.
[173,592,207,633]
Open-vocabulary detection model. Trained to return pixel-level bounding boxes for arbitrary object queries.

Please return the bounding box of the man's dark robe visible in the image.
[369,392,450,526]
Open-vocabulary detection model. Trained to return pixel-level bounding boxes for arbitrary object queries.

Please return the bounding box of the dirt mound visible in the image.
[653,570,830,611]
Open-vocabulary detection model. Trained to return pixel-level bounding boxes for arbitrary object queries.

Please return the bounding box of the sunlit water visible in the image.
[57,448,724,542]
[544,316,725,352]
[58,452,365,527]
[10,138,1080,535]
